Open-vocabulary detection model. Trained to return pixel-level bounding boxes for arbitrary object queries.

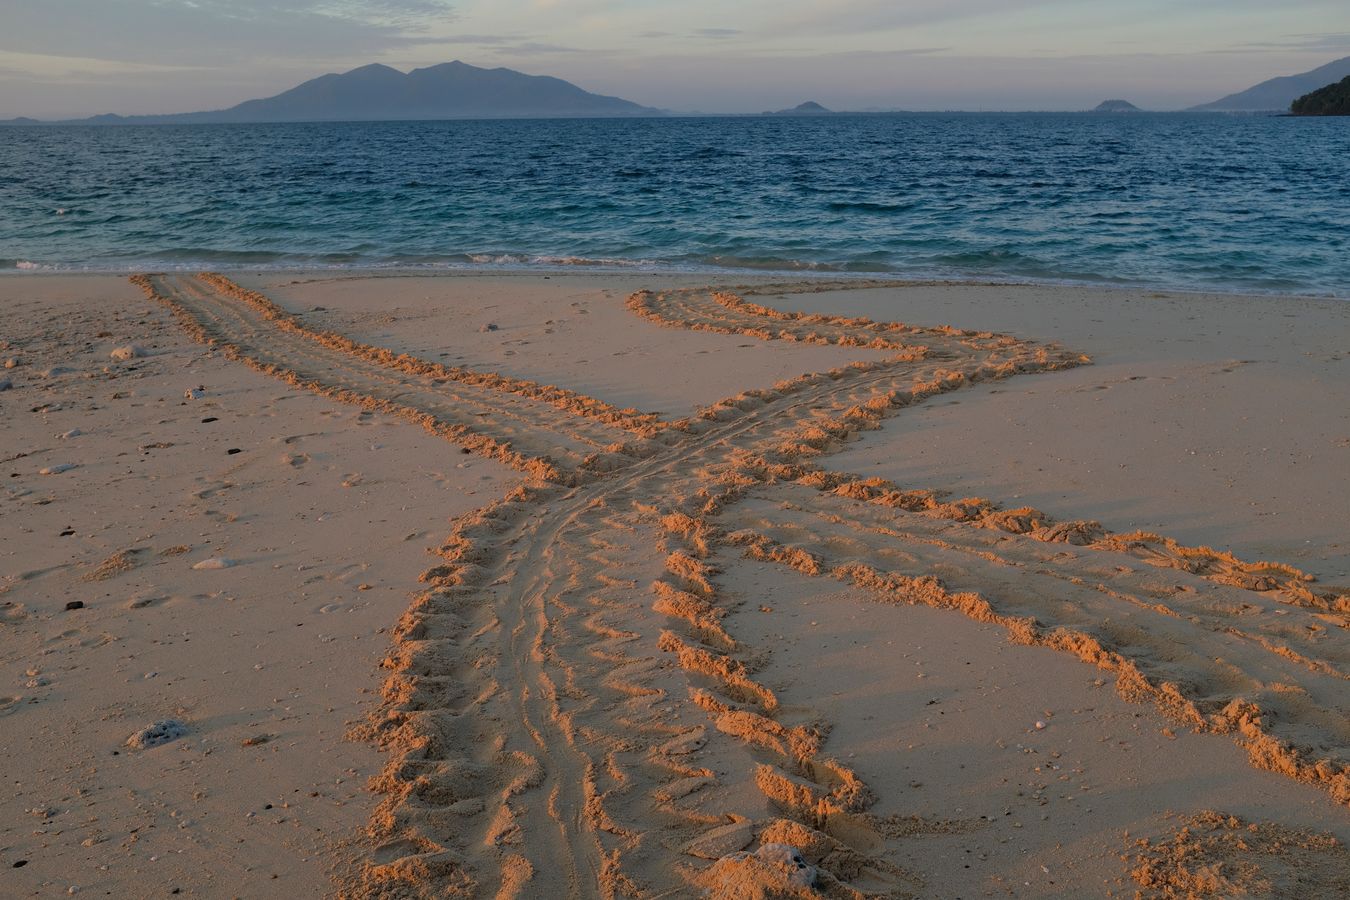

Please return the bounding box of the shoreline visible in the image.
[2,264,1346,302]
[2,272,1346,897]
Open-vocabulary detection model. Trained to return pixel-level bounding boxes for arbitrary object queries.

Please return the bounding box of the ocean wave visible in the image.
[148,248,293,264]
[529,255,659,268]
[698,255,846,273]
[824,200,919,214]
[683,146,747,160]
[2,116,1346,297]
[466,253,659,268]
[467,253,527,265]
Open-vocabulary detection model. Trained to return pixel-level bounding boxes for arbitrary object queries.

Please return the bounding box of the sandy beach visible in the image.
[2,271,1346,898]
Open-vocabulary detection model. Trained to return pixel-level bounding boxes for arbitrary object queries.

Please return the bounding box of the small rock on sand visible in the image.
[3,357,17,368]
[127,719,190,749]
[479,323,499,332]
[58,428,82,440]
[40,463,77,475]
[109,345,146,361]
[0,379,12,392]
[192,558,235,570]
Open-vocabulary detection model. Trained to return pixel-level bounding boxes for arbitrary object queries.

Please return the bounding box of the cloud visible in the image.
[0,1,460,68]
[694,28,742,39]
[1233,32,1350,53]
[875,46,951,56]
[493,42,584,55]
[765,0,1068,36]
[411,33,516,45]
[1201,32,1350,57]
[0,49,210,78]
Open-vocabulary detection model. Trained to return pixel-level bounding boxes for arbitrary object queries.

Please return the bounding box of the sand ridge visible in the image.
[130,274,675,485]
[119,274,1348,896]
[1129,811,1349,898]
[0,276,519,897]
[626,282,1024,359]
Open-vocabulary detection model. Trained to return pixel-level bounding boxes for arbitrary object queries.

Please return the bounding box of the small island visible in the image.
[1091,99,1141,113]
[762,101,833,116]
[1291,74,1350,115]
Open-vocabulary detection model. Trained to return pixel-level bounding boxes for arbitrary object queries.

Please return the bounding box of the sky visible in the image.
[2,1,1349,117]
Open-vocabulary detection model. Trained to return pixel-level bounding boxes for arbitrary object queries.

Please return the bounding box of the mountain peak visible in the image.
[1291,73,1350,116]
[1191,54,1350,112]
[408,60,470,73]
[1092,99,1140,112]
[13,61,662,123]
[763,100,834,116]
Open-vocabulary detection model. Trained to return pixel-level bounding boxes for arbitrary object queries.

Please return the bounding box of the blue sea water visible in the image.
[1,114,1347,295]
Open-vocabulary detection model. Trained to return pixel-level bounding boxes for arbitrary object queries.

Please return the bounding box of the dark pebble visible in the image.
[12,860,28,868]
[65,600,85,611]
[60,529,75,536]
[226,448,241,455]
[201,417,218,423]
[460,447,472,454]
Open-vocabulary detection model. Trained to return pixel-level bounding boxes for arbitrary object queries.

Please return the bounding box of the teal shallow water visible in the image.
[2,114,1347,296]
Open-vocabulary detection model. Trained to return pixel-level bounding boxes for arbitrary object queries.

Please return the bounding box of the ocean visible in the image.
[2,114,1347,296]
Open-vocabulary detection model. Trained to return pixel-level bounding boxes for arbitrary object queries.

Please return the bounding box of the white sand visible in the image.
[237,272,893,416]
[2,272,1345,898]
[0,276,513,896]
[765,282,1350,582]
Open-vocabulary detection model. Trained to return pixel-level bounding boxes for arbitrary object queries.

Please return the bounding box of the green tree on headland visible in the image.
[1290,74,1350,115]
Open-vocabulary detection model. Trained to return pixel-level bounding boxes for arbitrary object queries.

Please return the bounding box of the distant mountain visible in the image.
[2,61,661,124]
[1291,74,1350,115]
[1091,99,1140,113]
[1191,55,1350,112]
[762,101,833,116]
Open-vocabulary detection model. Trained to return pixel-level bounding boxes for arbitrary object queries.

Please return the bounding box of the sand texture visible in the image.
[2,272,1346,898]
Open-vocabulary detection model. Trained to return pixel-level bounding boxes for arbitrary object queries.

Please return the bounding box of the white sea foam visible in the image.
[530,255,657,268]
[468,253,526,264]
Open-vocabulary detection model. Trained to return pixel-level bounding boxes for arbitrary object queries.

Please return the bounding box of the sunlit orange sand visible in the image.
[2,273,1346,898]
